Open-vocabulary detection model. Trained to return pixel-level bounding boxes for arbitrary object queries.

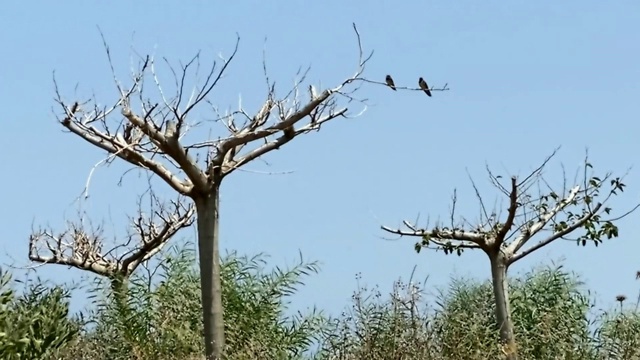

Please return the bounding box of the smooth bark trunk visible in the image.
[195,186,225,360]
[489,252,518,360]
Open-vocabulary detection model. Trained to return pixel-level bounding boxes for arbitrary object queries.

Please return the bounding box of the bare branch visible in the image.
[516,147,560,188]
[207,25,371,177]
[121,109,207,191]
[63,116,193,195]
[55,25,377,202]
[29,193,194,278]
[467,170,496,233]
[495,177,518,245]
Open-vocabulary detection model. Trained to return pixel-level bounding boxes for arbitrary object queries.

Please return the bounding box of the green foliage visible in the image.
[317,277,437,359]
[511,266,593,359]
[56,245,328,360]
[551,173,626,248]
[0,268,80,360]
[433,265,595,359]
[4,253,640,359]
[594,309,640,359]
[222,251,327,359]
[433,277,498,358]
[317,264,611,360]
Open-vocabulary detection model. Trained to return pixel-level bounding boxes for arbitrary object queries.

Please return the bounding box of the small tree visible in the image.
[29,188,194,304]
[47,24,380,359]
[382,150,637,360]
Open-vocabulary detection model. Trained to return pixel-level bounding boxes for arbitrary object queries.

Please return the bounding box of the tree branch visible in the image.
[121,109,208,192]
[208,23,370,177]
[495,176,517,245]
[381,224,486,245]
[228,107,348,172]
[61,109,193,195]
[29,195,194,278]
[510,202,602,264]
[505,185,580,255]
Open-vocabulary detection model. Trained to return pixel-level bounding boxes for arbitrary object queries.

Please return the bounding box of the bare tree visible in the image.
[29,188,194,301]
[41,23,449,359]
[382,149,637,360]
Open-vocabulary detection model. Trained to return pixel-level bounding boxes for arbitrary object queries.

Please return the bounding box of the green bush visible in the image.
[317,264,611,360]
[56,245,328,360]
[594,308,640,359]
[433,265,594,359]
[4,252,640,359]
[0,268,80,359]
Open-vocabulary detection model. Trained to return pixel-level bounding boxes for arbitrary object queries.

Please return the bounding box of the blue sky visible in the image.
[1,1,639,318]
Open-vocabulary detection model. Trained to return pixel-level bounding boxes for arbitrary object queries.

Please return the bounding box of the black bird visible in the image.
[385,75,397,91]
[123,123,133,143]
[418,77,432,97]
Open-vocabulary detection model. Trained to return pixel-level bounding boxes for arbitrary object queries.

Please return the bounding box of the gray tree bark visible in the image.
[195,184,224,359]
[490,252,517,360]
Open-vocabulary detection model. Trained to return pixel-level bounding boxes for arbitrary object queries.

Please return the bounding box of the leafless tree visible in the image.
[41,23,451,359]
[29,188,194,303]
[382,149,638,360]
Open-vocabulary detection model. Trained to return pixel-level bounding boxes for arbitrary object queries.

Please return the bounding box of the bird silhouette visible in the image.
[418,77,432,97]
[123,123,133,143]
[385,75,397,91]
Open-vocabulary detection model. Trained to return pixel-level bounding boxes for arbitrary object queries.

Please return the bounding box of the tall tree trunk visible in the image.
[195,185,225,360]
[489,252,518,360]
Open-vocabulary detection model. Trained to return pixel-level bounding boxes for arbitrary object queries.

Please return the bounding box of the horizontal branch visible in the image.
[29,201,195,279]
[417,238,482,250]
[217,88,336,159]
[28,231,117,277]
[227,108,348,173]
[381,224,487,245]
[29,254,116,277]
[62,117,193,195]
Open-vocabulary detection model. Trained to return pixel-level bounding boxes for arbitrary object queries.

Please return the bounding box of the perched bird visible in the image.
[418,77,432,97]
[283,125,295,139]
[385,75,397,91]
[123,123,133,143]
